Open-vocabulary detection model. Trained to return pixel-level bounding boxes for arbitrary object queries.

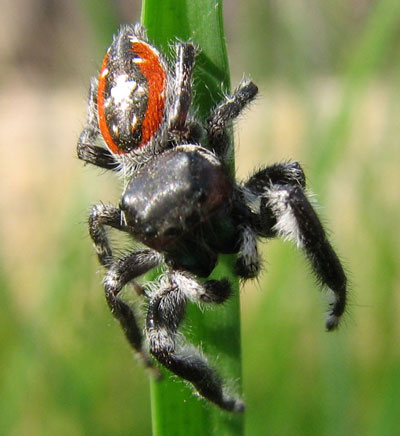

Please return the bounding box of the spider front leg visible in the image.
[89,203,163,373]
[258,183,347,330]
[207,80,258,158]
[233,162,308,278]
[146,270,245,412]
[89,204,124,266]
[105,249,163,374]
[77,78,118,170]
[246,161,307,192]
[232,162,303,279]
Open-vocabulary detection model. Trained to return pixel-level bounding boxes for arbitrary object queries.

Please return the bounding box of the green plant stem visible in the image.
[141,1,244,435]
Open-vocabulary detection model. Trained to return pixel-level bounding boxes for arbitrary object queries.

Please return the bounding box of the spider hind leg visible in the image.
[146,270,244,412]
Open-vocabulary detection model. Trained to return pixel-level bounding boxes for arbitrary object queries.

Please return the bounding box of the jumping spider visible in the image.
[77,24,347,412]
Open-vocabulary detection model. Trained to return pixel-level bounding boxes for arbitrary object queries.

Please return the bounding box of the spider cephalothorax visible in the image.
[77,24,347,412]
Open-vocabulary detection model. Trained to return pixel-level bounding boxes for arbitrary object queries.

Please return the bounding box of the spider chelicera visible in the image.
[77,23,347,412]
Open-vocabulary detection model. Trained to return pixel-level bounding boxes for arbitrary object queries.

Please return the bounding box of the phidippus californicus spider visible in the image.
[77,23,347,412]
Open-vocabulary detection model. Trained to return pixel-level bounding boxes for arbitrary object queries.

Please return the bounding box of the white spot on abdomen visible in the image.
[111,74,137,110]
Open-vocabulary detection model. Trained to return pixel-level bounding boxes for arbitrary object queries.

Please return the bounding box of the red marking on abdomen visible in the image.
[97,54,122,154]
[132,41,167,147]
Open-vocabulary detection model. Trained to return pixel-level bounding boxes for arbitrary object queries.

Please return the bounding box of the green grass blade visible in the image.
[141,1,244,435]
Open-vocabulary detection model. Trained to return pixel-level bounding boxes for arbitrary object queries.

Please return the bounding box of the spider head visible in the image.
[120,146,233,251]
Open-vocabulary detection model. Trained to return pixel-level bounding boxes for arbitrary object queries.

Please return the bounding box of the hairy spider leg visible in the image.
[207,80,259,158]
[234,162,307,278]
[89,204,125,266]
[234,224,260,279]
[105,249,163,374]
[146,270,245,412]
[246,161,307,192]
[89,203,164,373]
[169,42,197,136]
[257,182,347,330]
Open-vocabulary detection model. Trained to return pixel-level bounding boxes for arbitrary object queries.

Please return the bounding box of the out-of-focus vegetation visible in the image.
[0,1,399,435]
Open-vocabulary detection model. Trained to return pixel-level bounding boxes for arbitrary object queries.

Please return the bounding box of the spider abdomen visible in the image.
[97,26,167,154]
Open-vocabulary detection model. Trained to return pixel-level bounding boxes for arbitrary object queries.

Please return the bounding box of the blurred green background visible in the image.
[1,0,399,435]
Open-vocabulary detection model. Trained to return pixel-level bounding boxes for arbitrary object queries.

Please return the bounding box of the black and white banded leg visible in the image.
[234,161,306,279]
[89,204,125,266]
[263,184,347,330]
[235,225,260,279]
[146,270,244,412]
[104,249,163,374]
[89,204,164,373]
[246,161,306,192]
